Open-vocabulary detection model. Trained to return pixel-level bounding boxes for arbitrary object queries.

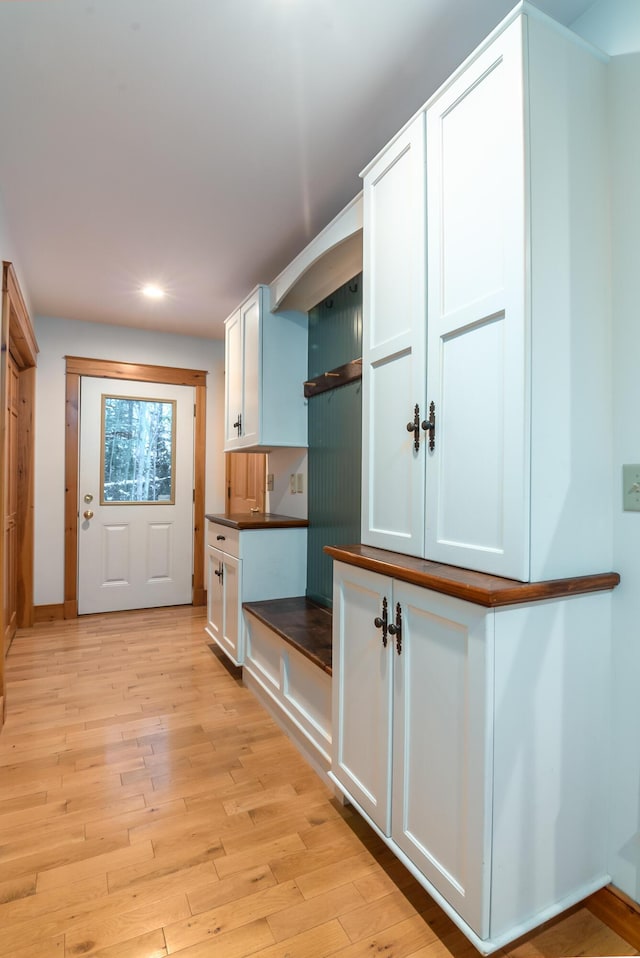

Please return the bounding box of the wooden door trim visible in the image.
[1,262,38,727]
[64,356,207,618]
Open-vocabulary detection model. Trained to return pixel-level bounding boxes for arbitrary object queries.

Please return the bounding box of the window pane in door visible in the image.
[101,395,176,504]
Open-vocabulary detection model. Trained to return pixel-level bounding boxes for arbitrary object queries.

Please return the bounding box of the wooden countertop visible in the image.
[324,544,620,608]
[206,513,309,530]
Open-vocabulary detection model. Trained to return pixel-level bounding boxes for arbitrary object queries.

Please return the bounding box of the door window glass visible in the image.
[101,395,176,504]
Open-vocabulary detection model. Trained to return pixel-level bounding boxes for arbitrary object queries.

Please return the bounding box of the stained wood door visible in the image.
[225,453,265,514]
[78,377,195,613]
[3,353,18,649]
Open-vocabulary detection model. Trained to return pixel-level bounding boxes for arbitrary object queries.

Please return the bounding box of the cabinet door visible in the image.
[206,546,242,665]
[425,18,529,580]
[331,562,393,835]
[224,308,244,449]
[361,113,427,557]
[392,583,493,937]
[239,289,261,448]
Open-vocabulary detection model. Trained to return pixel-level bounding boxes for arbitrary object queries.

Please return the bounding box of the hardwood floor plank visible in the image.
[64,891,190,957]
[164,878,302,953]
[266,881,366,942]
[164,916,275,958]
[35,837,154,891]
[82,929,168,958]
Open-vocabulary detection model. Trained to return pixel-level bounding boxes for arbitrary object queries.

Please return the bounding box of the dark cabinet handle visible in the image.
[214,563,224,584]
[387,602,402,655]
[373,596,388,648]
[421,401,436,452]
[233,414,242,436]
[406,404,421,451]
[216,535,225,540]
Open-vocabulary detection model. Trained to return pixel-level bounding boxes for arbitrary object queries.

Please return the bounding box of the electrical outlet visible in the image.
[296,473,304,494]
[266,473,274,492]
[289,473,296,494]
[623,464,640,511]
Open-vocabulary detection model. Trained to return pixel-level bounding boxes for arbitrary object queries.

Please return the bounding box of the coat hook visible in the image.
[325,297,334,308]
[349,281,358,293]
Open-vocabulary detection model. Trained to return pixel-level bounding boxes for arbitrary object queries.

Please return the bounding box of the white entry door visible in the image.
[78,377,194,614]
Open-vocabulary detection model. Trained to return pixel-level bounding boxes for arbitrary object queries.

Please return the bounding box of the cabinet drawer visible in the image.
[207,523,239,557]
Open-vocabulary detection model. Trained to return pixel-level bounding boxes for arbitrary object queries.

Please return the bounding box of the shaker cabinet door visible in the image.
[391,583,493,937]
[332,562,394,835]
[425,18,530,580]
[361,113,427,557]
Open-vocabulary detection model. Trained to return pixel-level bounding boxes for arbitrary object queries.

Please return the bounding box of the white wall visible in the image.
[33,315,225,606]
[572,0,640,907]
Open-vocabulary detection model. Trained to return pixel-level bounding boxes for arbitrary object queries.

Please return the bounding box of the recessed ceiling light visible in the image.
[141,284,165,299]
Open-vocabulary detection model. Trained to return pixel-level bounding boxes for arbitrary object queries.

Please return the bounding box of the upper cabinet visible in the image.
[361,7,611,582]
[224,285,308,451]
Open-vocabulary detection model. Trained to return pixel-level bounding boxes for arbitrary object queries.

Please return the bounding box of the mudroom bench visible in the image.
[242,597,333,782]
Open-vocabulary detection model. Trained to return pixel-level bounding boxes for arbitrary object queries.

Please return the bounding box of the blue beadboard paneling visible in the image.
[307,274,362,607]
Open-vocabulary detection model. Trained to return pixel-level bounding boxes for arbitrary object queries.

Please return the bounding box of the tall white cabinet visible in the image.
[360,6,611,582]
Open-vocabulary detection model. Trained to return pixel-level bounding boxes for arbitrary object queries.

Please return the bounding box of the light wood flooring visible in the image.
[0,605,636,958]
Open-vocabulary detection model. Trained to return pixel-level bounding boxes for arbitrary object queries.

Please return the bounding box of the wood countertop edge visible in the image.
[324,545,620,608]
[206,513,309,530]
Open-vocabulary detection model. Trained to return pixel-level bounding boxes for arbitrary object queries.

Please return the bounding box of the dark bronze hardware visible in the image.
[374,596,389,648]
[232,414,242,436]
[214,562,224,584]
[406,404,421,451]
[216,535,225,540]
[421,400,436,452]
[388,602,402,655]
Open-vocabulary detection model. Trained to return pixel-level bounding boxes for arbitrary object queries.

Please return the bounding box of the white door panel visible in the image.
[426,18,529,579]
[78,377,194,613]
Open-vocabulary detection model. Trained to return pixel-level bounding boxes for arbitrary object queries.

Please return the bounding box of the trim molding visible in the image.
[586,885,640,951]
[34,604,65,623]
[64,356,207,618]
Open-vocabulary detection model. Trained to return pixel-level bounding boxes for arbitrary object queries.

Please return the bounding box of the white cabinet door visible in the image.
[239,289,260,448]
[392,582,493,937]
[425,19,529,580]
[224,308,244,449]
[331,562,393,834]
[206,546,242,664]
[361,113,427,557]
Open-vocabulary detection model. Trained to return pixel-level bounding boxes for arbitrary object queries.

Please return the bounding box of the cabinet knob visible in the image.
[373,596,388,648]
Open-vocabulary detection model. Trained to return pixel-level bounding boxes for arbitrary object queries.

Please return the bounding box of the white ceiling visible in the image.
[0,0,597,339]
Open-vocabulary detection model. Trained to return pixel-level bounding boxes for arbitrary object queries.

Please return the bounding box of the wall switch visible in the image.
[623,464,640,511]
[289,473,296,494]
[296,473,304,494]
[266,473,274,492]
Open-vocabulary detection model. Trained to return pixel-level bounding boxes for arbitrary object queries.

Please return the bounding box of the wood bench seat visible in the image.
[242,596,332,675]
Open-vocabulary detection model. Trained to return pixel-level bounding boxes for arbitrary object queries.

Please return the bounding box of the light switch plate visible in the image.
[623,464,640,511]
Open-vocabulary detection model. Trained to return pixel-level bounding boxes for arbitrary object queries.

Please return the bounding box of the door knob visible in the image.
[83,510,94,520]
[84,493,93,503]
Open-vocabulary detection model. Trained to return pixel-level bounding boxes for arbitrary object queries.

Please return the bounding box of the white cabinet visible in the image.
[361,9,611,581]
[331,557,613,953]
[206,545,241,664]
[205,519,307,665]
[224,285,308,451]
